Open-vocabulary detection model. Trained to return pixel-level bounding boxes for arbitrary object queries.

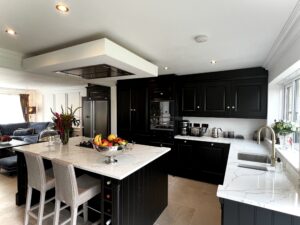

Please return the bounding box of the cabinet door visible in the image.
[176,140,194,177]
[230,79,267,118]
[117,87,131,136]
[131,87,148,134]
[200,142,229,184]
[180,84,200,116]
[202,82,230,117]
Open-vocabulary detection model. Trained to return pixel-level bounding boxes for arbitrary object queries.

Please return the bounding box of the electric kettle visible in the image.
[211,127,222,138]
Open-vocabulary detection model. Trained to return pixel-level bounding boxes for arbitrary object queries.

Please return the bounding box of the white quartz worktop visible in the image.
[14,136,170,180]
[175,135,300,217]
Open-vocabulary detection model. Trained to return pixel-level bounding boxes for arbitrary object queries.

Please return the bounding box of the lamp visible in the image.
[26,106,36,114]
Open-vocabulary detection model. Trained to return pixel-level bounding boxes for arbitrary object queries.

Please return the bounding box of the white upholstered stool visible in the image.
[52,159,101,225]
[24,151,55,225]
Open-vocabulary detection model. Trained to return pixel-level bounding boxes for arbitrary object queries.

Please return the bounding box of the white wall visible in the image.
[39,86,87,123]
[266,3,300,85]
[184,117,267,139]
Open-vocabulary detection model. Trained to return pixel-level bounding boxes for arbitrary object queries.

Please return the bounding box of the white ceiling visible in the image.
[0,0,298,80]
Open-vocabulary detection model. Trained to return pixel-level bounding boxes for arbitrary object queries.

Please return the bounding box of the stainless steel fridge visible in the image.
[82,97,110,138]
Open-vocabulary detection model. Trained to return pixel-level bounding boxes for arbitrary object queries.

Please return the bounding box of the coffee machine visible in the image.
[179,120,190,136]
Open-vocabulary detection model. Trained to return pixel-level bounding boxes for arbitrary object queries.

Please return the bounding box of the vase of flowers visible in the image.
[51,106,81,145]
[272,120,297,149]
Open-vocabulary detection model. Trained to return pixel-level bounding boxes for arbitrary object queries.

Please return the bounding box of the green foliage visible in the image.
[272,120,298,135]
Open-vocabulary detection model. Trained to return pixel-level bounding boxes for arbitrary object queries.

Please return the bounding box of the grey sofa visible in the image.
[0,122,53,143]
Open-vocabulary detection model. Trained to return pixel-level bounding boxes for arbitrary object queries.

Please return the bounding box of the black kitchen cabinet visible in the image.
[117,79,149,144]
[202,81,231,117]
[220,199,300,225]
[179,68,268,119]
[180,83,200,116]
[175,139,230,184]
[86,84,110,100]
[199,142,230,183]
[176,139,194,177]
[230,79,267,118]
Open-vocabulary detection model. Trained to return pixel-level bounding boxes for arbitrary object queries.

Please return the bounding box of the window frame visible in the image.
[283,77,300,146]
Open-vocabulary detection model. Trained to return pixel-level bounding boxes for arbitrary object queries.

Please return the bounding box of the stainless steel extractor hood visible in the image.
[22,38,158,82]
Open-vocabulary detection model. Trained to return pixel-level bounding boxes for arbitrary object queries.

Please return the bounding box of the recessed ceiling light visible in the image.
[55,3,70,13]
[5,28,17,36]
[210,60,217,64]
[194,35,208,43]
[164,66,169,70]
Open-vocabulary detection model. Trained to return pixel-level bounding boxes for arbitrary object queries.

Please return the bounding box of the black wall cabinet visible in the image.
[179,67,268,119]
[175,139,230,184]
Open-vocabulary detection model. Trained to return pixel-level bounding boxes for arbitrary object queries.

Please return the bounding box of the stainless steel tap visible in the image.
[257,126,276,167]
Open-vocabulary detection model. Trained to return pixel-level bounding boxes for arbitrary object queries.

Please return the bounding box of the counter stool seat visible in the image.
[52,159,101,225]
[24,151,56,225]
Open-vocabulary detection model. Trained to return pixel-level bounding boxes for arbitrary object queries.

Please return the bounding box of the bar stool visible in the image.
[52,158,101,225]
[24,151,55,225]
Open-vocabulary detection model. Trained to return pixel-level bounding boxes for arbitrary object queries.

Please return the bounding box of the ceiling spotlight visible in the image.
[210,60,217,64]
[55,3,70,13]
[5,28,17,36]
[194,35,208,43]
[164,66,169,70]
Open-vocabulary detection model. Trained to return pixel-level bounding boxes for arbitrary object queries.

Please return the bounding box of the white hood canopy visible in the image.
[22,38,158,82]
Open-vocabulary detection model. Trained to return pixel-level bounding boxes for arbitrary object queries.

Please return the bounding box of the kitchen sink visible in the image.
[238,152,271,164]
[238,163,268,171]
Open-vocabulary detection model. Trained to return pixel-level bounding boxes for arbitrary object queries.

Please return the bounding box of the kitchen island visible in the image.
[14,136,171,225]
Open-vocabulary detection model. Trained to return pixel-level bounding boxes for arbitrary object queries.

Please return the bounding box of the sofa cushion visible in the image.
[0,156,17,172]
[0,123,29,136]
[29,122,50,134]
[13,128,35,136]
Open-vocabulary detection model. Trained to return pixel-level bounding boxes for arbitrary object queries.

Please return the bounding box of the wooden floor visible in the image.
[0,173,220,225]
[154,175,221,225]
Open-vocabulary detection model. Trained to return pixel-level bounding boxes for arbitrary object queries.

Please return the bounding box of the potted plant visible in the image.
[272,120,297,147]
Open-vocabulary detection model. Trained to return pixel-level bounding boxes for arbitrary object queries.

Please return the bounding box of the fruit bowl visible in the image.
[93,144,126,164]
[92,133,128,164]
[0,135,12,145]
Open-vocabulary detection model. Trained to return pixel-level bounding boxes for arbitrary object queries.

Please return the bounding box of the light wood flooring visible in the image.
[154,175,221,225]
[0,173,220,225]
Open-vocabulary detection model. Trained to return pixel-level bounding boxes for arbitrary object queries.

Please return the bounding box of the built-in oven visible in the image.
[150,100,175,131]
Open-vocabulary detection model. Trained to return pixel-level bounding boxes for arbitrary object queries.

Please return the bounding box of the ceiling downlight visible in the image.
[55,3,70,13]
[5,28,17,36]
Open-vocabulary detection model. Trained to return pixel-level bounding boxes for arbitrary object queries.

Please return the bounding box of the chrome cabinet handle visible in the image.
[232,106,235,109]
[184,140,187,143]
[197,106,200,109]
[226,106,230,109]
[211,143,214,146]
[160,92,164,95]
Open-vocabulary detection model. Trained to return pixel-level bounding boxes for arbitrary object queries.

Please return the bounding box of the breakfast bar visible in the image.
[14,136,171,225]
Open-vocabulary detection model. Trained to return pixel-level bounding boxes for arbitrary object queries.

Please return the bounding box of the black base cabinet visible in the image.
[220,199,300,225]
[175,139,230,184]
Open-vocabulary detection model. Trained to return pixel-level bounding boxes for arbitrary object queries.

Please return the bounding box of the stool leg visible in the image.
[24,186,32,225]
[53,199,61,225]
[70,206,78,225]
[37,191,46,225]
[83,202,88,222]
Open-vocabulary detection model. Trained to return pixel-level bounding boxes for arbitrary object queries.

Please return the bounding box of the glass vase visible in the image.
[60,130,70,145]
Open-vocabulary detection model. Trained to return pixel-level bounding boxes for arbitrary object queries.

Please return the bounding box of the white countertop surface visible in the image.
[14,136,171,180]
[175,135,300,217]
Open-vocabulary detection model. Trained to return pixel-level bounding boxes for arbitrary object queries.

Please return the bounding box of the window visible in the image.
[283,78,300,145]
[0,94,25,124]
